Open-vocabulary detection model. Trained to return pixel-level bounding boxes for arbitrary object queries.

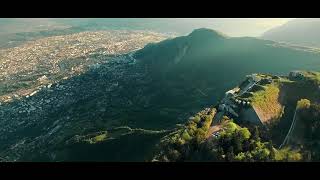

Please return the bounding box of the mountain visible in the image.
[1,28,320,161]
[261,18,320,47]
[134,28,320,107]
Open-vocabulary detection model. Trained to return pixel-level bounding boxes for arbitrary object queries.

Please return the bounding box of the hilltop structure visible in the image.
[289,70,305,80]
[212,73,279,126]
[212,70,319,129]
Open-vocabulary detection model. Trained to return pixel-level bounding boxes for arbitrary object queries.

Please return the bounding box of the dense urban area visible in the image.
[0,30,167,103]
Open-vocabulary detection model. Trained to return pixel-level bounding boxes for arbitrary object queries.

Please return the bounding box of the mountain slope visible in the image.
[134,28,320,108]
[153,71,320,162]
[62,29,320,161]
[1,28,320,161]
[261,18,320,47]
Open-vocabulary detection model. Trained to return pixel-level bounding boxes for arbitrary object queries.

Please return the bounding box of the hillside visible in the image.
[153,71,320,162]
[261,18,320,47]
[58,30,320,162]
[288,101,320,160]
[1,28,320,161]
[134,28,320,112]
[153,108,302,162]
[234,71,320,145]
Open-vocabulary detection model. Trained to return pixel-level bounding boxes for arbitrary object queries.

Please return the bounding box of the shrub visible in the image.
[182,130,192,141]
[238,128,251,140]
[275,148,302,161]
[193,116,201,123]
[234,152,246,161]
[225,121,238,134]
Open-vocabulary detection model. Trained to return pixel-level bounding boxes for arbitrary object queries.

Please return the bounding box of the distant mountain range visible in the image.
[262,18,320,47]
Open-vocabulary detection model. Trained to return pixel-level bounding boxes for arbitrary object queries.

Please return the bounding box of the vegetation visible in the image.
[213,121,301,162]
[289,101,320,161]
[242,82,284,124]
[153,110,301,162]
[249,84,279,108]
[274,147,302,161]
[301,71,320,85]
[84,132,108,144]
[297,99,311,110]
[2,22,320,162]
[153,108,217,161]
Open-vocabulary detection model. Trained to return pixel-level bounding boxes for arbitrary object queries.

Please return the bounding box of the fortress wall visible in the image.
[239,107,263,125]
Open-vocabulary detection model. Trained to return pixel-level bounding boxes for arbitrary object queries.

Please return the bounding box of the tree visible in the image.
[267,141,276,160]
[233,136,243,153]
[182,130,192,141]
[168,149,181,161]
[234,152,246,161]
[225,121,237,134]
[242,139,251,152]
[238,127,251,140]
[297,99,311,110]
[252,126,260,141]
[226,146,234,161]
[195,128,206,143]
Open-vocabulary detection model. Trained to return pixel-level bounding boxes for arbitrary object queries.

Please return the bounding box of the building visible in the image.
[246,74,260,83]
[289,71,305,80]
[218,103,239,117]
[215,74,278,126]
[225,87,240,97]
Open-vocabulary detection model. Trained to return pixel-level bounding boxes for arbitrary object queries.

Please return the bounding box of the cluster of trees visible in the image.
[153,108,215,161]
[295,100,320,160]
[213,121,301,162]
[153,114,302,162]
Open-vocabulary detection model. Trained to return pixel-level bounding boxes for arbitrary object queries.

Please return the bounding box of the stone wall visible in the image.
[239,107,263,125]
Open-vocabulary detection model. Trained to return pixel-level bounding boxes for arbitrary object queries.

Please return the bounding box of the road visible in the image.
[279,107,298,149]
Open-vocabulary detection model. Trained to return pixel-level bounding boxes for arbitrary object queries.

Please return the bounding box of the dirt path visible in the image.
[205,125,222,139]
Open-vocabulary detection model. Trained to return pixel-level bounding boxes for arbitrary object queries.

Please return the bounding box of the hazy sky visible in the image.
[0,18,296,37]
[175,18,296,37]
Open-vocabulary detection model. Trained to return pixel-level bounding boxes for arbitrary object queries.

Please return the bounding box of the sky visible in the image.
[0,18,296,37]
[174,18,296,37]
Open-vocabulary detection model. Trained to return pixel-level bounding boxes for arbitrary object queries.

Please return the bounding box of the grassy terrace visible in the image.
[249,84,279,108]
[239,76,284,123]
